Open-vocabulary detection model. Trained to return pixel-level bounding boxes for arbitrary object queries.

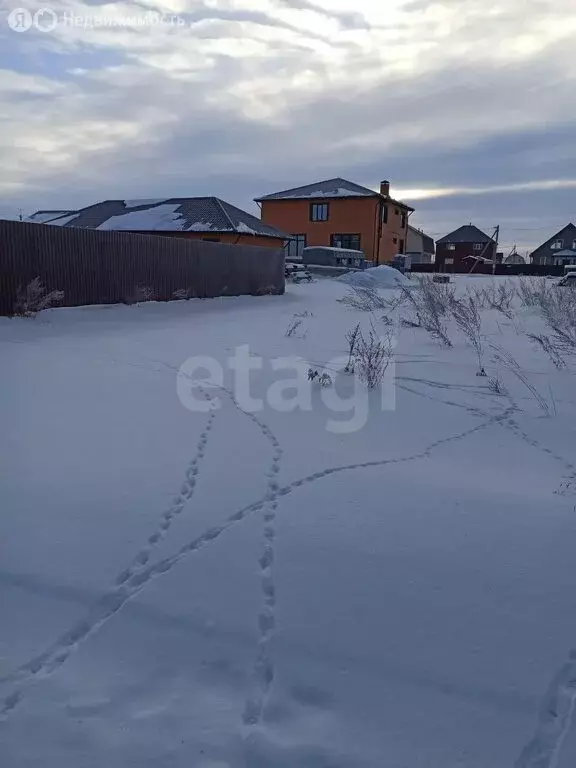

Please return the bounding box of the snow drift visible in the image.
[338,264,411,289]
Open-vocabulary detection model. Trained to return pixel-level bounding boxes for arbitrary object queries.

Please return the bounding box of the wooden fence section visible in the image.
[0,220,284,315]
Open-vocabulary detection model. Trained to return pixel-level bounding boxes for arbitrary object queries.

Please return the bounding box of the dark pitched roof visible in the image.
[26,210,76,224]
[255,177,377,201]
[255,177,414,210]
[437,225,494,245]
[47,198,288,239]
[529,223,576,258]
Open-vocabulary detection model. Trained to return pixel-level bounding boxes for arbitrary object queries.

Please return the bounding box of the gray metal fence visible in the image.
[0,220,284,316]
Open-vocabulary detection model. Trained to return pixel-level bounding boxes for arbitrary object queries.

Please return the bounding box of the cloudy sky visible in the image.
[1,0,575,254]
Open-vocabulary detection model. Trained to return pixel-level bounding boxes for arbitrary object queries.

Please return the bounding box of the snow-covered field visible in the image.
[1,274,576,768]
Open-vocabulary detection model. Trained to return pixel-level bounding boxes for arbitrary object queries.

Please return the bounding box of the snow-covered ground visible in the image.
[1,275,576,768]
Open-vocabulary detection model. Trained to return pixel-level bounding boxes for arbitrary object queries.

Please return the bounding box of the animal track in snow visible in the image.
[242,438,282,727]
[0,411,496,721]
[203,383,286,729]
[515,650,576,768]
[498,415,576,497]
[1,353,514,726]
[0,393,217,717]
[115,404,216,586]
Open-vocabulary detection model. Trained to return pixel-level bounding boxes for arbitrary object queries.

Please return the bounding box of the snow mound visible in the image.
[338,265,411,289]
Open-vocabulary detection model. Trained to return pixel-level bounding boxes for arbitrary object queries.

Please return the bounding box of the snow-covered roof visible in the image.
[48,198,288,239]
[26,210,76,224]
[504,252,527,264]
[123,199,168,208]
[255,178,377,201]
[303,245,364,254]
[97,204,184,232]
[255,177,414,210]
[44,213,82,227]
[552,249,576,257]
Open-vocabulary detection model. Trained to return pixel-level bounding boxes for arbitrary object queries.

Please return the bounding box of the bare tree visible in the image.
[399,277,453,347]
[285,315,305,337]
[516,277,550,307]
[13,277,64,317]
[124,284,155,305]
[338,285,404,313]
[172,287,194,300]
[468,285,490,310]
[344,322,361,373]
[526,333,567,369]
[537,288,576,355]
[490,344,550,415]
[481,281,516,319]
[450,294,485,373]
[355,327,394,388]
[487,374,508,396]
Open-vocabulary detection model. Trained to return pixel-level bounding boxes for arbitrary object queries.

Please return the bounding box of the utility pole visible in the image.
[17,208,23,222]
[468,224,500,274]
[492,225,500,275]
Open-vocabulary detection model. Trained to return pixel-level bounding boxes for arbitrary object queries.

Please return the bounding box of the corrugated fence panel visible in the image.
[0,221,284,315]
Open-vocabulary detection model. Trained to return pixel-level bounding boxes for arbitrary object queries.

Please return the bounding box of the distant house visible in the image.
[436,225,497,272]
[406,225,435,263]
[503,249,527,265]
[255,178,414,264]
[530,224,576,266]
[26,210,77,224]
[44,198,288,249]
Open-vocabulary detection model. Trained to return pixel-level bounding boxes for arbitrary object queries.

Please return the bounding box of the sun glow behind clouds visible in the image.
[397,179,576,201]
[1,0,576,247]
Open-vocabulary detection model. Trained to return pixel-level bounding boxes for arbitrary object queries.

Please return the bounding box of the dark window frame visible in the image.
[285,233,307,260]
[382,204,388,224]
[310,203,329,222]
[330,233,362,250]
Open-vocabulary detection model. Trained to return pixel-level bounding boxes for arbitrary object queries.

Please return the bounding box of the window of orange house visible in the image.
[310,203,329,222]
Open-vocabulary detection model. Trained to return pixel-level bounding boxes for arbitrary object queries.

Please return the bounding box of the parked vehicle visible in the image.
[302,246,367,270]
[564,265,576,276]
[557,271,576,287]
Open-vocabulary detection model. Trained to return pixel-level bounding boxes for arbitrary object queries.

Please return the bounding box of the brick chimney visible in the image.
[380,180,390,197]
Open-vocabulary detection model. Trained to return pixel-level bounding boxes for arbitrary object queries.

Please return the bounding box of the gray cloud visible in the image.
[274,0,370,30]
[1,0,575,253]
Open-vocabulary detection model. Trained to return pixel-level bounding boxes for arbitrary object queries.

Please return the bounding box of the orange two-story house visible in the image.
[255,177,414,264]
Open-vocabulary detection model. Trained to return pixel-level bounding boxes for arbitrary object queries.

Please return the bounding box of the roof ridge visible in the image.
[265,177,345,196]
[530,222,576,255]
[254,176,378,201]
[213,197,236,231]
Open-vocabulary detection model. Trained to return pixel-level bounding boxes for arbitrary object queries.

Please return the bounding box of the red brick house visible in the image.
[436,225,497,272]
[255,178,414,264]
[41,198,288,249]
